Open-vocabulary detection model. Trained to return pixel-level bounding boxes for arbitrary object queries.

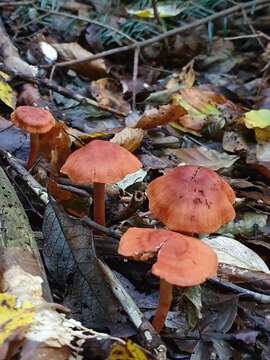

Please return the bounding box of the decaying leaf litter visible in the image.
[1,1,270,359]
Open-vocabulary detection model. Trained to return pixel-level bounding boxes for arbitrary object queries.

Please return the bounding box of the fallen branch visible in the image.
[209,278,270,304]
[42,0,270,69]
[31,77,129,117]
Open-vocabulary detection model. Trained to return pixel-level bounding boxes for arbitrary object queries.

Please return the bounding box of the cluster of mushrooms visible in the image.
[11,106,236,333]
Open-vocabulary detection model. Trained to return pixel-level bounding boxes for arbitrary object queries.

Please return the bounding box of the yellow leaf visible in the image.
[244,110,270,141]
[244,109,270,129]
[109,340,148,360]
[0,293,35,346]
[127,5,184,18]
[0,80,16,109]
[0,71,11,81]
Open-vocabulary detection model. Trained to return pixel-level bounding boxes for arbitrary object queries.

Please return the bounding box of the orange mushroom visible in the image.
[147,165,235,234]
[118,227,218,333]
[11,106,56,169]
[61,140,142,226]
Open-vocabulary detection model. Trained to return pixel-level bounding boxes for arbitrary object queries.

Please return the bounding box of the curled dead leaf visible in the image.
[91,78,130,115]
[52,43,107,80]
[134,104,185,129]
[110,127,144,152]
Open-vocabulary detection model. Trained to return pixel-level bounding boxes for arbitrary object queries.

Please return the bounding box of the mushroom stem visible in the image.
[26,134,39,170]
[93,182,105,226]
[152,279,173,333]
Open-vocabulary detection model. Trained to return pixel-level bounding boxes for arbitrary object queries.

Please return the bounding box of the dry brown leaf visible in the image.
[91,78,130,115]
[175,146,239,170]
[17,84,43,107]
[134,104,185,129]
[110,127,144,152]
[52,43,107,79]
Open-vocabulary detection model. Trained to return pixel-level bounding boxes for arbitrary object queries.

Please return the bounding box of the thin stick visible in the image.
[42,0,270,69]
[82,217,120,239]
[35,7,136,43]
[0,148,49,204]
[132,46,140,111]
[30,77,129,117]
[209,278,270,303]
[0,1,34,5]
[151,0,161,26]
[225,32,270,41]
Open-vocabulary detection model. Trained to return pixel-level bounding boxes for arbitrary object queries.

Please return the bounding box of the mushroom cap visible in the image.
[11,106,56,134]
[118,227,188,261]
[148,166,236,234]
[152,233,218,286]
[118,227,218,286]
[60,140,142,184]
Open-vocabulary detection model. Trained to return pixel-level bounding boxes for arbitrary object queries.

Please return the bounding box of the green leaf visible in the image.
[184,285,202,329]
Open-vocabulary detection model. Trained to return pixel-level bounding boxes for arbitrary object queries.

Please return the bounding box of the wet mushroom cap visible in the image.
[11,106,56,133]
[148,166,236,234]
[118,227,188,261]
[61,139,142,184]
[152,234,218,287]
[118,227,218,286]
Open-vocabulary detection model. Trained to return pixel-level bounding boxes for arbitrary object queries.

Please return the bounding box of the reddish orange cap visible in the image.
[118,227,188,260]
[61,140,142,184]
[11,106,56,133]
[152,234,218,286]
[118,227,218,286]
[148,166,236,234]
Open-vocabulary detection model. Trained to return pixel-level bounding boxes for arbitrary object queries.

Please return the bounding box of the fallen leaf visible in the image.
[222,130,249,153]
[175,146,239,170]
[218,212,268,236]
[203,236,270,273]
[117,168,147,190]
[134,104,185,129]
[91,78,130,115]
[52,42,107,79]
[184,286,202,329]
[0,293,35,348]
[110,127,144,152]
[42,203,122,327]
[109,340,150,359]
[127,4,184,18]
[244,109,270,142]
[0,78,16,109]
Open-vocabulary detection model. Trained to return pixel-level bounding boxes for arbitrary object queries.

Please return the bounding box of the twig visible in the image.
[151,0,161,26]
[35,7,136,43]
[0,1,34,5]
[132,46,140,111]
[42,0,270,69]
[29,77,129,117]
[241,6,265,48]
[209,278,270,303]
[82,217,120,240]
[225,32,270,41]
[0,148,49,205]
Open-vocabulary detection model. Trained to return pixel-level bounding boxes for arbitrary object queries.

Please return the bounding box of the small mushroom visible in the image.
[61,140,142,226]
[148,165,236,234]
[11,106,56,169]
[118,227,218,333]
